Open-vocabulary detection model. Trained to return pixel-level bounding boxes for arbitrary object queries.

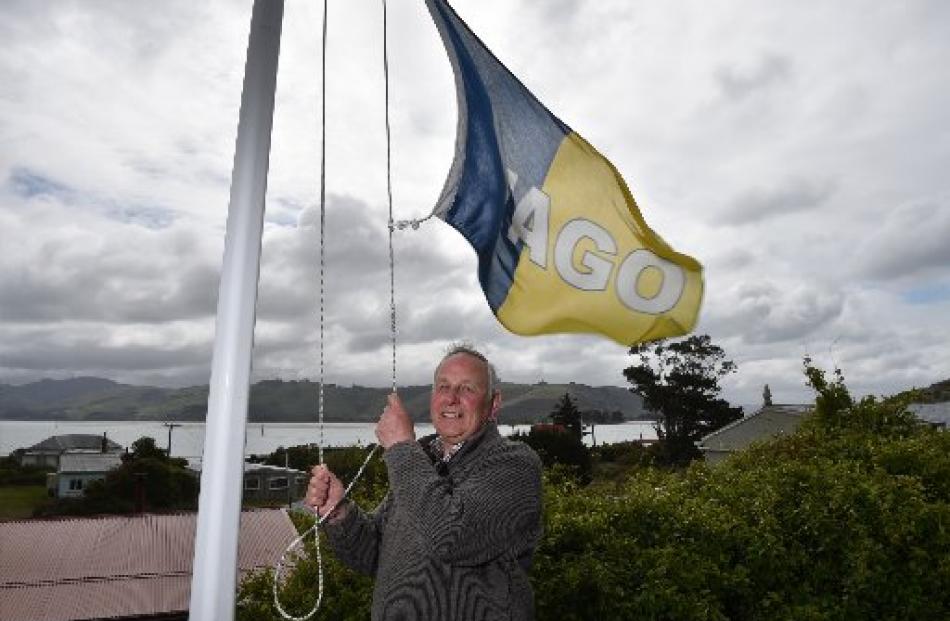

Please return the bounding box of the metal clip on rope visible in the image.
[392,213,434,231]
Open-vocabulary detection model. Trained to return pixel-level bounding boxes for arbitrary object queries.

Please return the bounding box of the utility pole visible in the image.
[285,451,292,508]
[163,422,181,457]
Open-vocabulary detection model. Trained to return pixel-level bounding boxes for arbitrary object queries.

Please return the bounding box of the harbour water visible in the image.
[1,419,658,458]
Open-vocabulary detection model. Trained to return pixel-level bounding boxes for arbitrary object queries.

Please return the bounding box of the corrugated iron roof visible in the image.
[697,404,811,451]
[24,434,123,453]
[184,458,306,476]
[908,402,950,426]
[0,509,298,621]
[243,463,306,475]
[58,453,123,474]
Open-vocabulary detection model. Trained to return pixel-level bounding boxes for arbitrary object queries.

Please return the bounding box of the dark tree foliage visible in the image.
[0,455,53,486]
[762,383,773,407]
[581,410,625,424]
[130,436,168,460]
[624,334,742,466]
[512,427,592,484]
[549,393,583,439]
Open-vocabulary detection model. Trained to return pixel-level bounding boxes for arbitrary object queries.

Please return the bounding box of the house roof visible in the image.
[24,434,123,454]
[908,402,950,426]
[184,458,306,477]
[697,404,811,452]
[58,453,124,474]
[0,509,298,621]
[243,463,307,476]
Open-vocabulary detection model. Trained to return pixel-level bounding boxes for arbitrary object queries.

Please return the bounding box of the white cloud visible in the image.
[2,0,949,407]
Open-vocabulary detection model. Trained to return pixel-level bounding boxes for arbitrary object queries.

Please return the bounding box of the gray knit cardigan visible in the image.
[325,422,543,621]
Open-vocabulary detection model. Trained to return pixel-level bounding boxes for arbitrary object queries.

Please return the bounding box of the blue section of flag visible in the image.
[427,0,569,311]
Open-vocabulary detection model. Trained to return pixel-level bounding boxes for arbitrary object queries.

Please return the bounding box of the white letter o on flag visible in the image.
[616,249,685,314]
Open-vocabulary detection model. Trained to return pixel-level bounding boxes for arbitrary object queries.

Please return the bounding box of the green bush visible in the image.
[533,435,949,620]
[513,428,592,483]
[237,452,389,621]
[238,364,950,619]
[0,455,53,486]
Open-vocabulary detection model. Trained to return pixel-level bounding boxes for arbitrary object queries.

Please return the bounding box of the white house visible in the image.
[53,453,124,498]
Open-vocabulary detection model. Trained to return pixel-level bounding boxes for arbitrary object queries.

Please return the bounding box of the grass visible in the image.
[0,485,50,520]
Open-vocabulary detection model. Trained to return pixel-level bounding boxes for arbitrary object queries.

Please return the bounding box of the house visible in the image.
[16,433,123,469]
[697,404,811,465]
[51,453,124,498]
[186,459,308,504]
[242,463,308,504]
[0,509,298,621]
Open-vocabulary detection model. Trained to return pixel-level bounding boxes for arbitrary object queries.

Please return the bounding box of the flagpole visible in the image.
[188,1,284,620]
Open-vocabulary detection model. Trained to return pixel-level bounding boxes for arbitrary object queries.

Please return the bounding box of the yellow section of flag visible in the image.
[496,132,704,345]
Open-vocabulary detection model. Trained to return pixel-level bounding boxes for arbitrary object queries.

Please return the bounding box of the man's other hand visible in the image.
[376,392,415,449]
[306,464,345,519]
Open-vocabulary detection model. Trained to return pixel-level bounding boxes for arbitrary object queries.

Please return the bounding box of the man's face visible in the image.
[430,353,500,445]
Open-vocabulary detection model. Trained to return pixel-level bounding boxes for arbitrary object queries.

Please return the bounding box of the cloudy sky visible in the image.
[1,0,948,408]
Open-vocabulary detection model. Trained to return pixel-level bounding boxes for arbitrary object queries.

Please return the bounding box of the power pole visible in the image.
[163,422,181,457]
[285,451,292,508]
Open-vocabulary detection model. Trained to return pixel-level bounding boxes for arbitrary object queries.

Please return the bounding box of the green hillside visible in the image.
[0,378,648,423]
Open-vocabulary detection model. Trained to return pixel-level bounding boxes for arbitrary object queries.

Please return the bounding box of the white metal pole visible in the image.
[188,1,284,620]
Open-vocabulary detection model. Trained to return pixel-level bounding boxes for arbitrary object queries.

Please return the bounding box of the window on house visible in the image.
[244,477,260,490]
[69,479,84,491]
[268,477,288,490]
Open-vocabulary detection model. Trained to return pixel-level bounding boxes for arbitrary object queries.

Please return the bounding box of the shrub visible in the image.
[238,363,950,619]
[513,428,592,484]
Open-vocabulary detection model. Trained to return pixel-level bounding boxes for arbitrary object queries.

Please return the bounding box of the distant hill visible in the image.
[895,377,950,404]
[0,378,208,421]
[0,378,649,424]
[914,378,950,403]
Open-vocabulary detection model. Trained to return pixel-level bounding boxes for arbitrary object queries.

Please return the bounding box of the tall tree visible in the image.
[624,334,742,466]
[549,393,583,439]
[762,384,773,407]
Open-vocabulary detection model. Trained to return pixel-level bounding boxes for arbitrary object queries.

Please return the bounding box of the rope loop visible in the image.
[273,445,379,621]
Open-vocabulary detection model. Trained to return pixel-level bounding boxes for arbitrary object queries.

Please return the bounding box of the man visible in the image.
[307,344,543,620]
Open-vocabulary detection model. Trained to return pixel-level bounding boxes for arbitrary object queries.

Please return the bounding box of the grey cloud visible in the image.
[0,326,211,374]
[0,263,217,325]
[857,200,950,281]
[720,177,836,225]
[709,248,756,271]
[536,0,583,22]
[0,193,217,324]
[251,192,483,374]
[397,303,498,347]
[711,281,844,345]
[715,54,791,100]
[257,195,407,322]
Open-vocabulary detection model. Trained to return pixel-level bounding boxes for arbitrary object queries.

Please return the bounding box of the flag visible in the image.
[424,0,704,345]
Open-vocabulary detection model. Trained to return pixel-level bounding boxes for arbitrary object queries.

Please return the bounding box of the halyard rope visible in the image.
[271,0,397,618]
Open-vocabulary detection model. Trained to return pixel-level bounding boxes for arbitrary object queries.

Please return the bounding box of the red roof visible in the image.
[0,510,298,621]
[530,423,566,433]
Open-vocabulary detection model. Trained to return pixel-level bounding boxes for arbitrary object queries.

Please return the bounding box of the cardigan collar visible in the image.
[423,421,501,469]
